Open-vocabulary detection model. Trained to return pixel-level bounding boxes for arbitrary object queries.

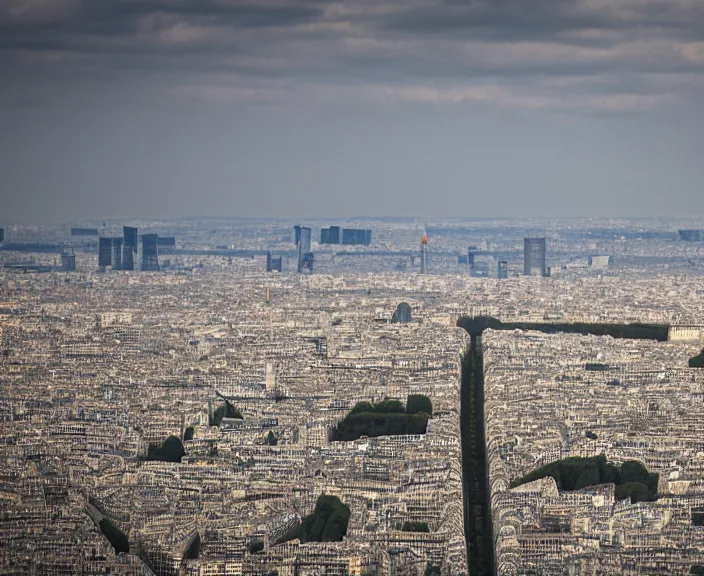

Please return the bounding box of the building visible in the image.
[524,237,547,277]
[156,237,176,247]
[341,228,372,246]
[266,252,283,273]
[295,226,314,273]
[420,234,428,274]
[678,229,702,241]
[141,234,160,272]
[589,255,612,269]
[111,238,123,270]
[122,226,138,271]
[320,226,341,245]
[61,248,76,272]
[98,237,113,267]
[70,228,98,236]
[0,228,4,243]
[498,260,508,279]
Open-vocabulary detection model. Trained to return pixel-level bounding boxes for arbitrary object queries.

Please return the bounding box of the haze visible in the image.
[1,0,704,222]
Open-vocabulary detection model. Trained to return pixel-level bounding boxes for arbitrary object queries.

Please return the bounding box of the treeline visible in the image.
[210,400,243,427]
[456,316,669,341]
[689,349,704,368]
[280,495,350,543]
[401,521,430,533]
[332,396,432,442]
[512,454,658,503]
[99,518,129,554]
[145,435,185,463]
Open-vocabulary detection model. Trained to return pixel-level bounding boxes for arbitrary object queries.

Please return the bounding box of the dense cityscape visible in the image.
[1,217,704,575]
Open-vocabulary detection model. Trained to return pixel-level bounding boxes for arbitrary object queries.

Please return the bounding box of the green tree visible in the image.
[406,394,433,416]
[146,435,185,463]
[265,431,277,446]
[689,349,704,368]
[401,521,430,532]
[184,427,194,441]
[281,495,350,544]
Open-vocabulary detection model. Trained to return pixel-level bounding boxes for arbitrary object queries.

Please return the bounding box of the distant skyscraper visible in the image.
[524,238,547,277]
[123,226,138,252]
[0,228,4,243]
[61,248,76,272]
[141,234,160,271]
[420,234,428,274]
[498,260,508,279]
[111,238,123,270]
[342,228,372,245]
[266,251,282,272]
[678,229,702,242]
[320,226,341,245]
[296,226,314,273]
[98,237,113,267]
[70,227,98,237]
[266,251,273,272]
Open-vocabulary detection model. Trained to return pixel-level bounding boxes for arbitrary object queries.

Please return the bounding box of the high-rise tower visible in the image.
[295,226,314,273]
[420,234,428,274]
[524,238,546,277]
[141,234,160,271]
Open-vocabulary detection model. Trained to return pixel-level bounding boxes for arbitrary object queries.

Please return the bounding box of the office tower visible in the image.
[141,234,160,271]
[0,228,4,243]
[294,225,302,246]
[679,230,702,242]
[295,226,313,273]
[111,238,123,270]
[61,248,76,272]
[342,228,372,246]
[98,237,113,267]
[320,226,341,245]
[122,245,134,271]
[524,237,547,277]
[467,249,476,275]
[123,226,138,252]
[498,260,508,279]
[70,227,98,236]
[420,234,428,274]
[266,251,282,273]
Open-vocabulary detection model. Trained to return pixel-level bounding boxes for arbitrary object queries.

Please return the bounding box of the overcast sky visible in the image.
[1,0,704,222]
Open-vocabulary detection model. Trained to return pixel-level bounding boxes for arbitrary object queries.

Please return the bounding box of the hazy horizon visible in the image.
[2,0,704,222]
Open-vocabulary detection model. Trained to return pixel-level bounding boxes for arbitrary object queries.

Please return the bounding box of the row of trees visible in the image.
[280,495,350,544]
[457,316,670,341]
[99,518,129,554]
[512,454,659,503]
[332,396,433,442]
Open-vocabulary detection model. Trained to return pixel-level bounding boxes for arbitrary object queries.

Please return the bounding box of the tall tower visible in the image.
[122,226,138,271]
[497,260,508,279]
[141,234,160,272]
[295,226,313,273]
[524,237,546,277]
[420,233,428,274]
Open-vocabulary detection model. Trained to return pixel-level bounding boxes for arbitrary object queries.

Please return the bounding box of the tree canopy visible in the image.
[689,349,704,368]
[184,426,194,441]
[146,435,185,463]
[281,495,350,544]
[406,395,433,416]
[511,455,658,503]
[333,396,432,441]
[401,521,430,533]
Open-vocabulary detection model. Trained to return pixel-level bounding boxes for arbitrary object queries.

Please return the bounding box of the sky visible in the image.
[1,0,704,222]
